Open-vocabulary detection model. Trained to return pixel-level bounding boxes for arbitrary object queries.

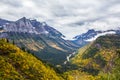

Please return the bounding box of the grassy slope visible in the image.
[0,39,63,80]
[65,35,120,80]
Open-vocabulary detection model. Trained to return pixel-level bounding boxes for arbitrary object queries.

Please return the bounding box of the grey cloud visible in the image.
[0,0,120,39]
[0,0,23,7]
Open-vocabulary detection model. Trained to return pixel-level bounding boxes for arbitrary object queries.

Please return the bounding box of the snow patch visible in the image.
[85,31,116,42]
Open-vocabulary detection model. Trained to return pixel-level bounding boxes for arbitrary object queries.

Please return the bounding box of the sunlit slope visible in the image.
[66,35,120,80]
[0,39,63,80]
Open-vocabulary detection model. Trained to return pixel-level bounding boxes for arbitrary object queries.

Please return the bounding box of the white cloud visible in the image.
[107,4,120,14]
[0,0,120,39]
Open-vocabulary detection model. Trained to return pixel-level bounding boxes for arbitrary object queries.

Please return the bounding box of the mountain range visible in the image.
[0,17,79,65]
[0,17,120,80]
[0,17,120,65]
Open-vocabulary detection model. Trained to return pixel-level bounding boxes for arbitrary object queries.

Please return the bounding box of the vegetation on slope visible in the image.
[0,34,119,80]
[64,35,120,80]
[5,32,77,65]
[0,38,63,80]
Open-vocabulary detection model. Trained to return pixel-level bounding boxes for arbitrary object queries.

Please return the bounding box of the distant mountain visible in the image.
[0,18,12,26]
[72,29,120,46]
[0,17,79,65]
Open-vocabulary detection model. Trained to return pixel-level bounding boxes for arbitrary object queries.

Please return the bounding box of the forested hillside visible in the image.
[64,35,120,80]
[0,39,63,80]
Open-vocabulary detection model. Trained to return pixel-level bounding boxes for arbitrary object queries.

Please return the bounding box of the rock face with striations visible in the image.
[2,17,63,37]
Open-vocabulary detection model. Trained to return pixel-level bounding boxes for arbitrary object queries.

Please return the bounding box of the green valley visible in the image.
[0,34,120,80]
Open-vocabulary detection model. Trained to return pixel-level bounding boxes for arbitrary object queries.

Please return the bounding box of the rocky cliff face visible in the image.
[2,17,63,37]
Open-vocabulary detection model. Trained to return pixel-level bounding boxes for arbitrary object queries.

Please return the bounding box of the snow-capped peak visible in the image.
[72,29,120,46]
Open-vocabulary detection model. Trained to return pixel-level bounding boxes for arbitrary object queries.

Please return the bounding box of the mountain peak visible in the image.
[72,29,120,46]
[0,17,64,37]
[20,17,27,20]
[88,29,95,32]
[17,17,28,22]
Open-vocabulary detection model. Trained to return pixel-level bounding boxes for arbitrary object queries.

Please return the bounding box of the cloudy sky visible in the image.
[0,0,120,39]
